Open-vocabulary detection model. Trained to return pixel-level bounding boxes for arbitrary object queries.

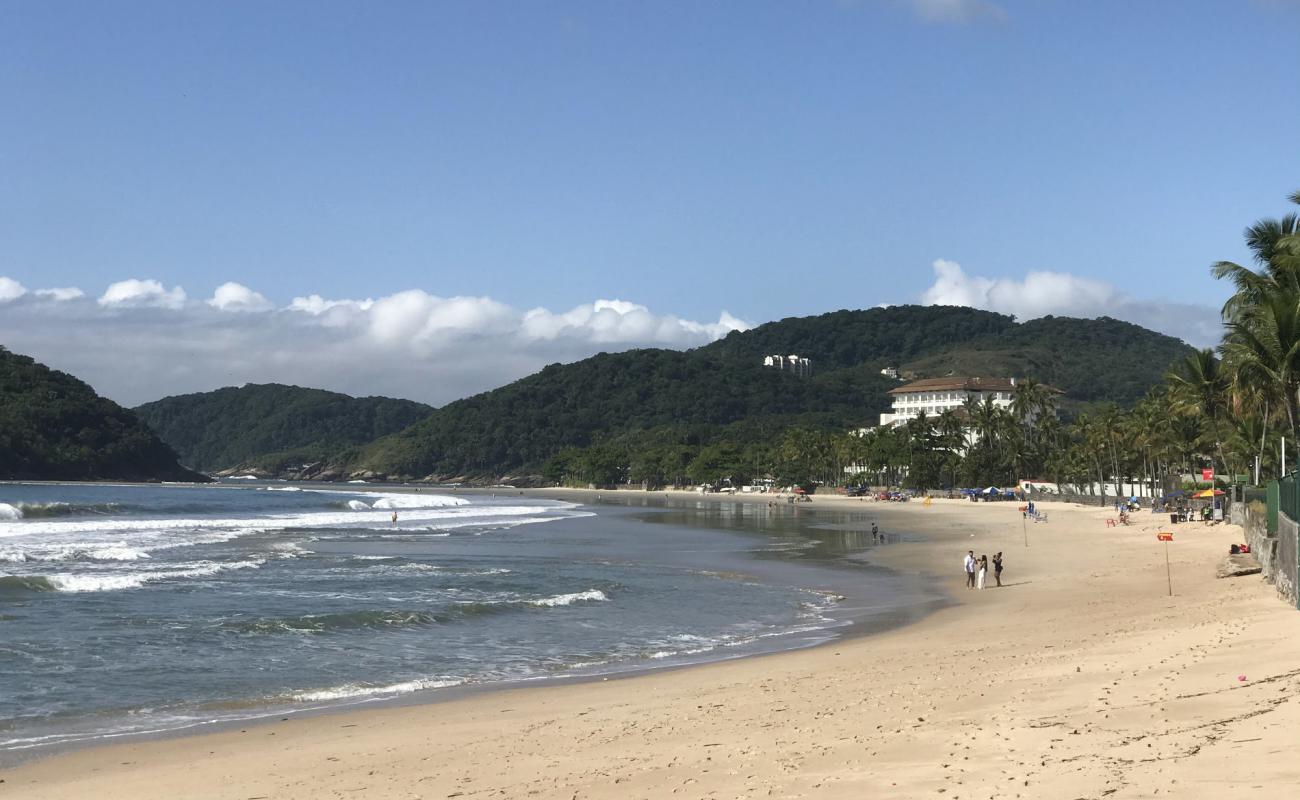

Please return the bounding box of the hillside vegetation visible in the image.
[353,306,1192,480]
[133,384,433,473]
[0,347,204,482]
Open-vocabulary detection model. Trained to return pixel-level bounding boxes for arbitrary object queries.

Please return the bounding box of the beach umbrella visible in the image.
[984,486,998,494]
[1192,488,1224,498]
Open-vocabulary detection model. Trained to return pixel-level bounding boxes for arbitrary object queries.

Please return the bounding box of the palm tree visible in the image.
[1011,378,1054,423]
[1165,348,1229,478]
[935,409,966,487]
[1212,192,1300,319]
[1210,190,1300,481]
[1220,286,1300,441]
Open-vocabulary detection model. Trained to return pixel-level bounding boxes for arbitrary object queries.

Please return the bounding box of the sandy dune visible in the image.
[4,495,1298,799]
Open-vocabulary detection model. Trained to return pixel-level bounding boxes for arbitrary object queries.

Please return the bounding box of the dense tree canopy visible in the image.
[0,347,203,481]
[353,306,1191,479]
[133,384,434,472]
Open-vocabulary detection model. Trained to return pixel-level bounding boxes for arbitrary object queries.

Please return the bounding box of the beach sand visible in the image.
[4,493,1299,799]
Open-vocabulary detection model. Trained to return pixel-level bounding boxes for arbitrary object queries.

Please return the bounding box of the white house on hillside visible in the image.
[763,354,813,377]
[878,376,1056,428]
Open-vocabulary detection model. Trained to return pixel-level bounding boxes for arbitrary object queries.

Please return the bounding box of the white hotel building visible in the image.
[879,376,1030,428]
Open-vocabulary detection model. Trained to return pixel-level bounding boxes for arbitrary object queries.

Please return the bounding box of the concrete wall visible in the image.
[1238,500,1298,608]
[1277,514,1299,606]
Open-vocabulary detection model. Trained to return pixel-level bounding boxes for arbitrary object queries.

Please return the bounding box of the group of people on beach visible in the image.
[964,550,1003,589]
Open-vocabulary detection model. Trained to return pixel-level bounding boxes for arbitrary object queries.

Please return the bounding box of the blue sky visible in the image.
[2,1,1299,404]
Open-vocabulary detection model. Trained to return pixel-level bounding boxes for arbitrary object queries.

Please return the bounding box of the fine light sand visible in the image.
[5,494,1300,799]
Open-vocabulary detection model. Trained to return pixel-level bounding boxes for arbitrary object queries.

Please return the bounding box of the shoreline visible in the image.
[5,494,1300,797]
[0,486,945,768]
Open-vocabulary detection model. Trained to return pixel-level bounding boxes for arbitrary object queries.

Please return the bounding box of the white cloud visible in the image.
[365,290,517,349]
[919,258,1221,347]
[0,277,27,303]
[520,299,747,344]
[34,287,85,301]
[208,282,273,312]
[922,259,1120,318]
[904,0,1006,23]
[288,294,374,315]
[98,279,187,309]
[0,279,752,406]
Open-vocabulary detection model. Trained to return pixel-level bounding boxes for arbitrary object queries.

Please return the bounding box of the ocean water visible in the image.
[0,483,934,762]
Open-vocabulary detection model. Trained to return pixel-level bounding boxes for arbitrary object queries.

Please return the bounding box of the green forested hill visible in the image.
[702,305,1018,370]
[133,384,433,473]
[0,347,204,482]
[901,316,1193,406]
[353,306,1193,479]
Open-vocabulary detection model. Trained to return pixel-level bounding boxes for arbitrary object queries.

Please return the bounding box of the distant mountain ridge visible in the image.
[132,384,433,475]
[124,306,1192,482]
[0,347,204,482]
[346,306,1193,481]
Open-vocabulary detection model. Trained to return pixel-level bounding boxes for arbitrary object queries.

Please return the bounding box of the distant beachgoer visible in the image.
[965,551,976,589]
[391,510,398,525]
[993,552,1003,587]
[871,522,879,541]
[977,555,988,590]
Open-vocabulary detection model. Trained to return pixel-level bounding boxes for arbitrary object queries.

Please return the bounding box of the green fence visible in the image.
[1271,473,1300,609]
[1280,473,1300,526]
[1268,480,1280,534]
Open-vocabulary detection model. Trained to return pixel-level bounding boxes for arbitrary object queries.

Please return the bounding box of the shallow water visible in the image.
[0,483,935,762]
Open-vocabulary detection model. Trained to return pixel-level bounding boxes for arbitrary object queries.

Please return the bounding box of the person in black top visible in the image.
[993,551,1004,587]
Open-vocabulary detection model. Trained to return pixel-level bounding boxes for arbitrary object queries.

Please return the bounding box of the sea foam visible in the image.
[292,677,464,702]
[43,559,266,593]
[529,589,608,607]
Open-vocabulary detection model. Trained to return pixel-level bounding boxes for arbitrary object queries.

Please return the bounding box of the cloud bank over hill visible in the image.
[2,262,1220,407]
[918,259,1222,348]
[0,277,749,406]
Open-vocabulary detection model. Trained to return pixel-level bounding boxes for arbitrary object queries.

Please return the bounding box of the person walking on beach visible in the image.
[964,551,977,589]
[871,522,879,542]
[977,554,988,590]
[993,551,1003,587]
[391,510,398,525]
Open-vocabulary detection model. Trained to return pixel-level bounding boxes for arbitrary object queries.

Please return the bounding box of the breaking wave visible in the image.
[1,502,130,519]
[0,560,265,595]
[528,589,608,607]
[290,677,465,703]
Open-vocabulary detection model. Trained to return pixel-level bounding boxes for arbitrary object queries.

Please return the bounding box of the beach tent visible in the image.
[984,486,998,494]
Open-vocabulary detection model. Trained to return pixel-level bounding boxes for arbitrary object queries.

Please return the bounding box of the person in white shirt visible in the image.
[977,554,988,589]
[964,551,976,589]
